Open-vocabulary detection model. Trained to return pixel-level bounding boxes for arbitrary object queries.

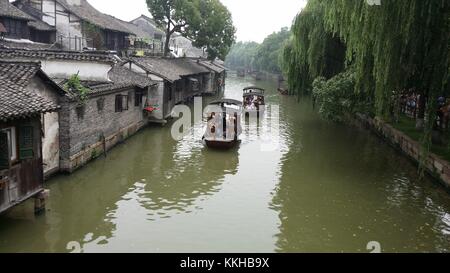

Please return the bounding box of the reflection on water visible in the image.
[0,74,450,253]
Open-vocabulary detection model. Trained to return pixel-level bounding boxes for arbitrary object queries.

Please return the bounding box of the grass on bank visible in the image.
[390,115,450,162]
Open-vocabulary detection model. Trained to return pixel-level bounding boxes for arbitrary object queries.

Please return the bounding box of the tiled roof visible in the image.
[109,65,156,88]
[198,60,225,73]
[0,61,59,121]
[0,0,33,21]
[28,18,56,32]
[130,15,165,39]
[12,1,56,31]
[0,47,119,63]
[212,59,227,70]
[129,57,210,82]
[0,39,58,50]
[57,78,135,99]
[116,19,151,40]
[55,0,132,34]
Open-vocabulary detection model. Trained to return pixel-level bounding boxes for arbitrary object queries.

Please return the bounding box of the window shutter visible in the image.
[115,95,122,112]
[123,95,129,111]
[0,131,9,170]
[19,126,34,160]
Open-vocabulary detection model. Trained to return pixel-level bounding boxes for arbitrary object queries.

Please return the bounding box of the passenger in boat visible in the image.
[208,112,216,121]
[245,96,253,109]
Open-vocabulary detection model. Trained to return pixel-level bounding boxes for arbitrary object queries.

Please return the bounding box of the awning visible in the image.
[0,23,7,33]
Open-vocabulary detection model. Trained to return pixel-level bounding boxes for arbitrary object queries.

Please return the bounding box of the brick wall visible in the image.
[59,87,149,173]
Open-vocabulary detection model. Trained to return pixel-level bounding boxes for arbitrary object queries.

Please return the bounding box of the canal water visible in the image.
[1,74,450,253]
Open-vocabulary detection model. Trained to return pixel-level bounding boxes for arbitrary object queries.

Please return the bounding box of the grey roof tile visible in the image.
[0,61,59,121]
[0,46,118,63]
[129,57,210,82]
[55,0,132,34]
[0,0,33,21]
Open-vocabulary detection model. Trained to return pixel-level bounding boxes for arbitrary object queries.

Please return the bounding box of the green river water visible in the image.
[0,75,450,253]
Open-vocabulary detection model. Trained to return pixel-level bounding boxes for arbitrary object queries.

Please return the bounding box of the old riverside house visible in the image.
[12,0,168,55]
[0,3,228,215]
[197,59,227,95]
[0,61,59,214]
[0,0,56,44]
[122,57,211,120]
[56,65,157,173]
[11,0,128,51]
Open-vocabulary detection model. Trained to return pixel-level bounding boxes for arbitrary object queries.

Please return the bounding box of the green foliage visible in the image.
[65,74,89,106]
[225,27,291,74]
[147,0,202,55]
[253,27,291,74]
[83,22,104,49]
[147,0,235,59]
[312,70,357,122]
[190,0,236,60]
[285,0,450,173]
[225,41,259,71]
[281,2,346,96]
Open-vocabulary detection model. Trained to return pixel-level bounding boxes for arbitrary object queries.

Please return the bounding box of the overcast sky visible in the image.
[87,0,307,43]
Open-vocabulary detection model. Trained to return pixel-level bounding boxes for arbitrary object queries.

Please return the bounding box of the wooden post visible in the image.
[34,189,50,215]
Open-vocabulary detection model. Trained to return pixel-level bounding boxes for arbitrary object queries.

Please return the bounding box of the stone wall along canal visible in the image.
[1,74,450,252]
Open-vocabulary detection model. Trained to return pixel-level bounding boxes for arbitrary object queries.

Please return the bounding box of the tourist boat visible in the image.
[203,99,243,149]
[243,86,265,117]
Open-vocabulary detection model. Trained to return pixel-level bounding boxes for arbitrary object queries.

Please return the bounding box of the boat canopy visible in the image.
[244,86,265,91]
[243,86,265,97]
[208,99,243,106]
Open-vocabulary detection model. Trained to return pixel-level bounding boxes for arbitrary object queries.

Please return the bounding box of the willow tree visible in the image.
[321,0,450,122]
[281,1,346,96]
[284,0,450,171]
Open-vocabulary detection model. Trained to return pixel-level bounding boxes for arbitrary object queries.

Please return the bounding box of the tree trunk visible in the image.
[164,20,171,57]
[164,34,171,57]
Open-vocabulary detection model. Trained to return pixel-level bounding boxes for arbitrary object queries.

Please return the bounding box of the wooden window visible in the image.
[1,127,18,165]
[115,95,129,112]
[115,94,123,112]
[0,131,9,170]
[192,81,199,92]
[135,90,144,107]
[18,126,34,160]
[3,19,23,39]
[123,95,129,111]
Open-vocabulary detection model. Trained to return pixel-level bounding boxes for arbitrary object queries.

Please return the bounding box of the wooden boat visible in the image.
[243,86,265,117]
[203,99,243,150]
[278,88,289,95]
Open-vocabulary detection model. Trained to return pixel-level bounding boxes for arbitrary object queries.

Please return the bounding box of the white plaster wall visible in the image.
[125,62,166,120]
[42,0,56,26]
[26,77,60,176]
[148,83,164,120]
[41,60,112,82]
[54,2,85,50]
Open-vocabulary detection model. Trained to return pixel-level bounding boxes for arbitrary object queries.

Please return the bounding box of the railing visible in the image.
[58,35,94,51]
